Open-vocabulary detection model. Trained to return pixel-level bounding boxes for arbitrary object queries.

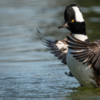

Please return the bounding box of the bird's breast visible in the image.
[67,49,97,88]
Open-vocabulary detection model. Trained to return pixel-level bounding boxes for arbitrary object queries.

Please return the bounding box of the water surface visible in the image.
[0,0,100,100]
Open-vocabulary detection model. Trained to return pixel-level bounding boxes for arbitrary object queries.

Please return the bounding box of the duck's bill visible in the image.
[58,23,68,28]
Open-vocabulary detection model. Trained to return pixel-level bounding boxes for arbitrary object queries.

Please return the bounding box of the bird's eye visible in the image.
[71,19,74,22]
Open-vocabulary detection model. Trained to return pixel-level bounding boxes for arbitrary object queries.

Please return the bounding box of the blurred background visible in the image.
[0,0,100,100]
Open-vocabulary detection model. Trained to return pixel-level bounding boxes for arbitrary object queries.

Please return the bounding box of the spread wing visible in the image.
[37,30,68,64]
[67,34,100,70]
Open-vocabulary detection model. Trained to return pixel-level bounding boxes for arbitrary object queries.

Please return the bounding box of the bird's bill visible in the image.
[58,22,68,28]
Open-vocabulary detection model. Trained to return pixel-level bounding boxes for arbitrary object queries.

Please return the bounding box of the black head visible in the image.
[58,4,86,34]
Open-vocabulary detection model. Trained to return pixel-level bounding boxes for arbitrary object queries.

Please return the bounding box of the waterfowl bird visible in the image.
[37,4,100,88]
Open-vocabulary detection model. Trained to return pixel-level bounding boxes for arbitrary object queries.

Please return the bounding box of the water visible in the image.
[0,0,100,100]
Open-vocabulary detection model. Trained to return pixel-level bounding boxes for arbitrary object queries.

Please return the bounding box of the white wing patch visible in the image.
[72,6,84,22]
[56,41,68,51]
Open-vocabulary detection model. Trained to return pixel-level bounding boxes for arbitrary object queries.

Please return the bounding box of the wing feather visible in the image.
[67,34,100,71]
[37,29,68,64]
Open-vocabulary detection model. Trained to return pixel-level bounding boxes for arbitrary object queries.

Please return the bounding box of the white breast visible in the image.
[67,34,96,88]
[72,34,88,41]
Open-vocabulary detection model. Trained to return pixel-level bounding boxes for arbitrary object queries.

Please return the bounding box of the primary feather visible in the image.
[37,29,68,64]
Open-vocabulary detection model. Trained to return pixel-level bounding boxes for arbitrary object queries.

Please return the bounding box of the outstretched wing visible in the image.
[67,34,100,70]
[37,30,68,64]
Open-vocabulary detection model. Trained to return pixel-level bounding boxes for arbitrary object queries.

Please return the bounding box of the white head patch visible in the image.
[72,6,84,22]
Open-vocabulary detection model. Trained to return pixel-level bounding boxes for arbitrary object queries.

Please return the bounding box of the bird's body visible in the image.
[67,33,100,87]
[37,4,100,88]
[67,50,95,88]
[67,34,96,88]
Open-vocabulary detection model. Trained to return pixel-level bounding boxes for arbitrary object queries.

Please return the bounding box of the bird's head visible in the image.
[58,4,86,34]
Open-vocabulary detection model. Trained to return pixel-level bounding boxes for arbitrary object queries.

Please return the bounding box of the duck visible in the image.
[37,4,100,88]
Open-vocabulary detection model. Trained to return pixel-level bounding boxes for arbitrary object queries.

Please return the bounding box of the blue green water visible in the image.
[0,0,100,100]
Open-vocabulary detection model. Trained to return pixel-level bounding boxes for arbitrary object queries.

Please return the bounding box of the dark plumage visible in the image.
[67,34,100,71]
[37,29,68,64]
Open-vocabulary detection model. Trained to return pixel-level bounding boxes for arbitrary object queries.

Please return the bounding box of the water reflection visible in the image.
[0,0,100,100]
[66,88,100,100]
